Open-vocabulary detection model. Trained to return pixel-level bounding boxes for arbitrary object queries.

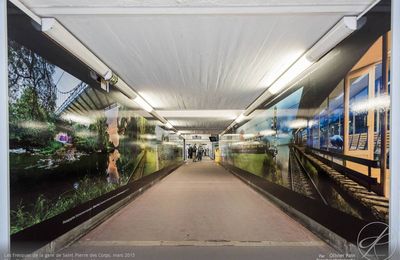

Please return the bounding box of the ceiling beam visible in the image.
[182,130,221,135]
[28,5,369,16]
[156,110,243,119]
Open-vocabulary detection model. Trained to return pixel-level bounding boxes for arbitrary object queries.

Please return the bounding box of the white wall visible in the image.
[390,0,400,257]
[0,0,10,256]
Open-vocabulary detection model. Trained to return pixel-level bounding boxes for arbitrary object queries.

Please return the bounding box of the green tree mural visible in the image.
[8,40,56,122]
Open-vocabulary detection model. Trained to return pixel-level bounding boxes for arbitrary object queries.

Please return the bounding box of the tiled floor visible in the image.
[60,158,335,259]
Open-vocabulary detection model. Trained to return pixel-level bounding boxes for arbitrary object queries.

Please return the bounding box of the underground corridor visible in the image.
[1,0,399,260]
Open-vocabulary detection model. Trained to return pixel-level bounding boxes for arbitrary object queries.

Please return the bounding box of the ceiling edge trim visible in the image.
[29,5,367,16]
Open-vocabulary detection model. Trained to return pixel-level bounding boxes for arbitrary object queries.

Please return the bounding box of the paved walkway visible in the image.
[60,158,335,259]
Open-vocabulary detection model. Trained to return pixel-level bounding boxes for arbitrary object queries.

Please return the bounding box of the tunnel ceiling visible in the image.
[19,0,378,134]
[261,8,391,117]
[296,10,391,113]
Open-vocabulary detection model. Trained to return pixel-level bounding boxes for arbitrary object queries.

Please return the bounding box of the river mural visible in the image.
[220,88,378,222]
[8,40,183,234]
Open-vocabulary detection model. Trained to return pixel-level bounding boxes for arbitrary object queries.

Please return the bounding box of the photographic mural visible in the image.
[220,88,381,222]
[220,20,391,222]
[8,40,183,234]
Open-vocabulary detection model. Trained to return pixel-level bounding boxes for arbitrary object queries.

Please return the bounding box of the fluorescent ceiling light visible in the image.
[259,51,303,88]
[133,96,153,113]
[176,130,191,133]
[268,56,313,94]
[267,17,364,95]
[235,114,245,123]
[165,122,173,129]
[156,110,242,119]
[41,18,141,101]
[243,91,272,116]
[113,78,137,99]
[242,16,364,118]
[41,18,111,78]
[40,17,172,128]
[225,16,365,135]
[306,16,366,62]
[151,111,167,124]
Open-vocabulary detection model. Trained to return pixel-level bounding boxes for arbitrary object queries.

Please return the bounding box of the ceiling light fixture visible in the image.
[241,16,365,118]
[305,16,366,63]
[165,122,173,129]
[220,16,366,136]
[41,18,138,99]
[259,51,304,88]
[39,17,176,127]
[268,56,313,95]
[41,18,110,79]
[235,114,245,123]
[133,96,153,113]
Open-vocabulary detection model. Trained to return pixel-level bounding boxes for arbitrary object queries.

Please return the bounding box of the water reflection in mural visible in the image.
[8,40,183,234]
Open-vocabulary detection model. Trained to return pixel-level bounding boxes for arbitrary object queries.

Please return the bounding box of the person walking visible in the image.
[192,144,197,162]
[198,146,204,161]
[188,145,193,159]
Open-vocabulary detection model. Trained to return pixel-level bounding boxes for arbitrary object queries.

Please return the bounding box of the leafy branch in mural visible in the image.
[8,40,56,121]
[8,40,58,149]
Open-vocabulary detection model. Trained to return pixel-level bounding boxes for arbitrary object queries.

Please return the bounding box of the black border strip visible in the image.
[220,162,376,245]
[10,162,183,254]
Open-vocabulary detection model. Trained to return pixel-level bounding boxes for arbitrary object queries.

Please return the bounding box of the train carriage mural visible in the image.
[220,12,391,224]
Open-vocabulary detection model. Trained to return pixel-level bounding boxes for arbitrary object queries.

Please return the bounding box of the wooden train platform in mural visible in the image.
[293,145,388,222]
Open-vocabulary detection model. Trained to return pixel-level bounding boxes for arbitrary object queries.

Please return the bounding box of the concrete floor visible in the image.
[60,158,336,259]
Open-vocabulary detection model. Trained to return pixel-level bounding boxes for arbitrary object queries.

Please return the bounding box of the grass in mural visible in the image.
[232,153,267,177]
[143,149,158,176]
[231,152,278,181]
[10,177,123,234]
[304,159,318,175]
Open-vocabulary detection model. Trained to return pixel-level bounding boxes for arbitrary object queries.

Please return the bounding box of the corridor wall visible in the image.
[7,3,183,250]
[220,7,391,244]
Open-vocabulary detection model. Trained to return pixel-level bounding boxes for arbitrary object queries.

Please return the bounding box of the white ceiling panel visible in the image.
[169,118,233,133]
[39,14,342,110]
[20,0,375,14]
[156,110,242,119]
[18,0,376,134]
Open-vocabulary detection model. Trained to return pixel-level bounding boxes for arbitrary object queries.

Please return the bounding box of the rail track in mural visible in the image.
[289,146,328,205]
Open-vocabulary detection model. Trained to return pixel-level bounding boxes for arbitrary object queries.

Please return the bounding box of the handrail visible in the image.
[306,146,380,168]
[302,146,380,193]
